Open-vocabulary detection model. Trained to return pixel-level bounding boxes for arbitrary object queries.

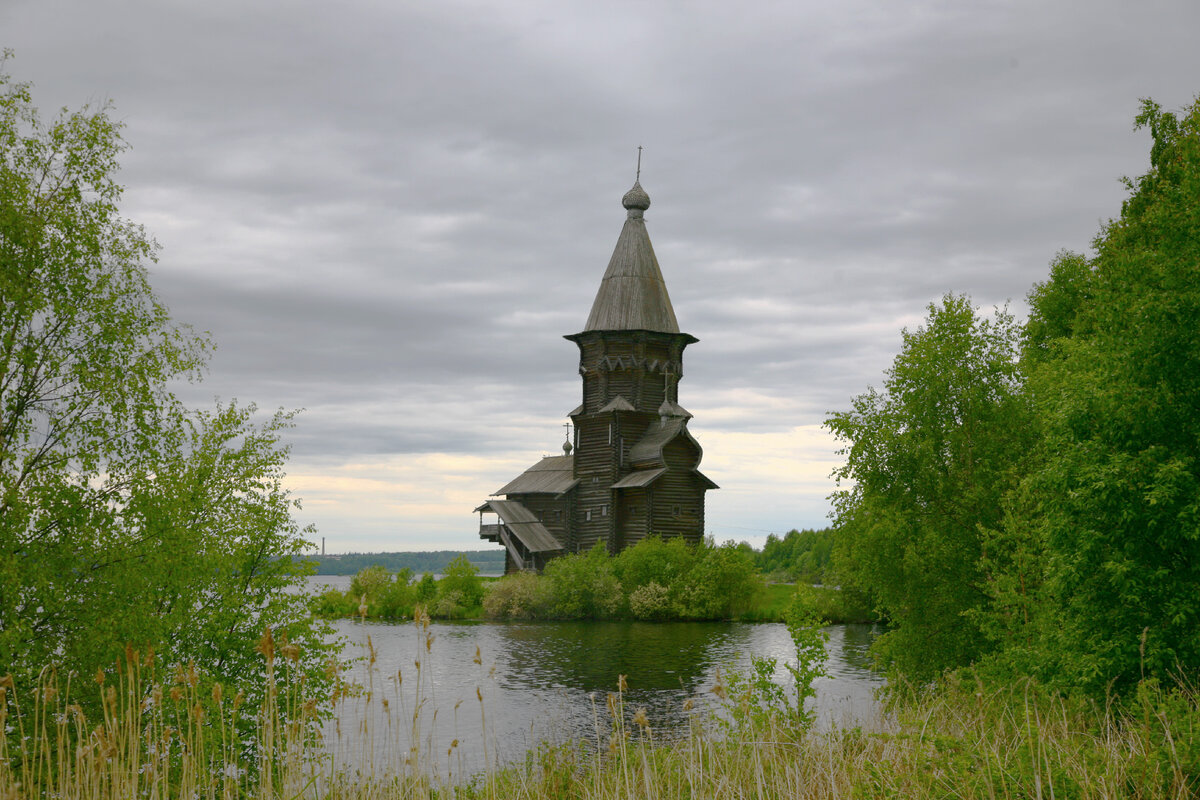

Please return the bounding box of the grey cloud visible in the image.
[5,0,1200,545]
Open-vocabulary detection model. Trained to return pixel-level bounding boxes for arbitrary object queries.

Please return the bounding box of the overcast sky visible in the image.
[4,0,1199,552]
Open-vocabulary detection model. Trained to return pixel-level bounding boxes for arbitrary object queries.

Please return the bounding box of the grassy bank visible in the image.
[4,615,1196,798]
[740,583,877,624]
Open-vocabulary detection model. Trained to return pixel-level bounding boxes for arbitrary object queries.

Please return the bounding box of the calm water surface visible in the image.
[309,576,884,776]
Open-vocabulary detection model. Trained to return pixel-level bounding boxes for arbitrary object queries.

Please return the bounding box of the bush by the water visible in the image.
[314,554,485,620]
[484,537,764,621]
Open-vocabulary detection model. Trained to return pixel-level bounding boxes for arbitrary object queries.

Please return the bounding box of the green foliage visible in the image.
[782,594,831,727]
[415,571,438,604]
[349,564,393,603]
[540,542,623,619]
[826,294,1034,680]
[342,564,417,619]
[674,540,763,620]
[627,581,672,621]
[438,554,484,609]
[0,59,331,705]
[482,570,547,619]
[993,97,1200,694]
[611,534,697,592]
[377,567,416,618]
[756,528,835,583]
[722,590,829,734]
[824,97,1200,698]
[788,583,876,625]
[1022,250,1095,367]
[482,536,766,622]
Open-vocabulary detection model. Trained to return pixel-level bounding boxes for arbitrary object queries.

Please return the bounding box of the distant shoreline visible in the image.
[297,549,505,576]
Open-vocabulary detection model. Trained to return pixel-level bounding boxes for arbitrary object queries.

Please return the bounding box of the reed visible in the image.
[3,622,1197,798]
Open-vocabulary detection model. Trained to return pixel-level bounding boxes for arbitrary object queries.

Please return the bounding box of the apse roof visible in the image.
[492,455,578,496]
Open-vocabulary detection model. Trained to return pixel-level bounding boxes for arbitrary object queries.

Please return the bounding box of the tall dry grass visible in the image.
[2,613,1197,798]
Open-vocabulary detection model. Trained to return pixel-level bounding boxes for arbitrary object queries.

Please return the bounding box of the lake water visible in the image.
[309,575,885,778]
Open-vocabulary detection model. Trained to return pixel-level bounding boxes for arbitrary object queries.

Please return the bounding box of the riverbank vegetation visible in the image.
[0,56,334,726]
[316,533,876,624]
[826,96,1200,700]
[4,613,1198,799]
[314,536,874,624]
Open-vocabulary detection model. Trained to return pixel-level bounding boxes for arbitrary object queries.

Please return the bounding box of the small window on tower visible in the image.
[585,509,592,522]
[601,504,608,517]
[672,504,681,517]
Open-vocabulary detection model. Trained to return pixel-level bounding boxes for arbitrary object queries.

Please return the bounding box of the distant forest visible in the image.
[299,532,838,581]
[298,550,507,576]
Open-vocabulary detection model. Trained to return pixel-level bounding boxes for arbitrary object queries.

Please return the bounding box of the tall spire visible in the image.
[582,173,681,334]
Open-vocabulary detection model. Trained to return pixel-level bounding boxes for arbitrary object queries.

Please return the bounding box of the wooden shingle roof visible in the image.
[582,182,683,334]
[474,500,564,553]
[492,455,578,496]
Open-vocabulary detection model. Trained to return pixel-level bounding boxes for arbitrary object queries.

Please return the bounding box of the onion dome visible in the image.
[621,181,650,217]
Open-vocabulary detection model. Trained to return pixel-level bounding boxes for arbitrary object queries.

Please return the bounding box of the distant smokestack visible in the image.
[322,537,325,557]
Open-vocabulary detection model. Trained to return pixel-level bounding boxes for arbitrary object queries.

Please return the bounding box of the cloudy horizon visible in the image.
[5,0,1199,552]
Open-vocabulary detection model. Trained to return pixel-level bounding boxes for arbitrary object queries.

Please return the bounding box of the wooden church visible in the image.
[477,177,717,573]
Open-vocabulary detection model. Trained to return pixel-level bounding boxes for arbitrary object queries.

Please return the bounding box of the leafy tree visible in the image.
[415,571,438,604]
[541,542,622,619]
[438,553,484,609]
[349,564,394,604]
[611,534,697,593]
[1004,98,1200,694]
[826,294,1034,680]
[756,528,836,583]
[674,540,763,619]
[379,567,416,617]
[0,58,328,699]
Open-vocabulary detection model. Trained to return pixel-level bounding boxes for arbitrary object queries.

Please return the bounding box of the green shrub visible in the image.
[438,554,484,609]
[790,583,876,624]
[415,572,437,604]
[541,543,622,619]
[349,564,393,606]
[612,535,697,592]
[628,581,671,621]
[378,567,416,618]
[433,589,467,619]
[674,541,763,619]
[483,571,548,619]
[310,587,357,617]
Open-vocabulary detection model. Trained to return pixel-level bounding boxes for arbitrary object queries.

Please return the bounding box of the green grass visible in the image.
[738,582,878,624]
